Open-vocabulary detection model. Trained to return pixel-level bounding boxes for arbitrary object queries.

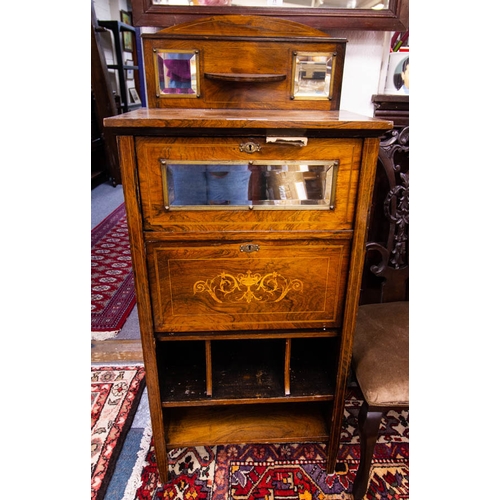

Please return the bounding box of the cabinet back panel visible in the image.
[142,35,345,110]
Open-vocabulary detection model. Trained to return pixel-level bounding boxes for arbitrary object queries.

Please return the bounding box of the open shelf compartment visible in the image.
[158,337,339,406]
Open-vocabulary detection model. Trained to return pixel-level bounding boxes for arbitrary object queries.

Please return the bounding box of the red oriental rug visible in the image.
[91,203,136,339]
[122,388,409,499]
[91,365,146,500]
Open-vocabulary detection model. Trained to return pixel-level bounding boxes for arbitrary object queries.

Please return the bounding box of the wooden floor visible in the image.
[91,339,144,364]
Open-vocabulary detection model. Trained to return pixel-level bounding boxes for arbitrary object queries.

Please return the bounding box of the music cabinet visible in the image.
[104,15,392,483]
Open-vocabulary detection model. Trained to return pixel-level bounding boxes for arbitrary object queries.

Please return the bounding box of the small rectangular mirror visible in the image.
[160,160,339,210]
[154,50,199,97]
[292,52,335,100]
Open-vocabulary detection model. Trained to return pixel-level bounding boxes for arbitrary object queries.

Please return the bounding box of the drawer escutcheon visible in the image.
[240,243,260,253]
[239,142,261,154]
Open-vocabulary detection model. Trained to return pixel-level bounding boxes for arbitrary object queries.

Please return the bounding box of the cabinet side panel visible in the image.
[326,137,381,473]
[117,135,170,482]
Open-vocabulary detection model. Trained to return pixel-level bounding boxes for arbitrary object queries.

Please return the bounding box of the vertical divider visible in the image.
[205,340,213,397]
[284,338,291,396]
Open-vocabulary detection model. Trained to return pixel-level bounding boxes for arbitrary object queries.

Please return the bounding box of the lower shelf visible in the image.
[165,402,331,448]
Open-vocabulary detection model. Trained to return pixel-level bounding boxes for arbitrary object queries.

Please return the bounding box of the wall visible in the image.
[93,0,131,24]
[93,0,392,116]
[330,30,391,116]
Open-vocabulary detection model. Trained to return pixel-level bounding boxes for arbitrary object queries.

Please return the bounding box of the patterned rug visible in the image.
[122,388,409,499]
[91,365,146,500]
[91,203,136,339]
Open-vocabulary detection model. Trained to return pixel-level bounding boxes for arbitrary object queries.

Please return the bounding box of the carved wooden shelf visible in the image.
[205,72,287,83]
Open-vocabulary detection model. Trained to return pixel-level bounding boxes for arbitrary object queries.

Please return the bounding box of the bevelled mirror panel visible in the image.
[160,160,339,209]
[292,52,335,100]
[154,50,199,97]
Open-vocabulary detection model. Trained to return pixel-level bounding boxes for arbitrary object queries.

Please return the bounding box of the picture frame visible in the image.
[129,88,141,105]
[125,59,134,80]
[383,52,409,95]
[123,31,133,52]
[121,11,134,52]
[120,10,132,25]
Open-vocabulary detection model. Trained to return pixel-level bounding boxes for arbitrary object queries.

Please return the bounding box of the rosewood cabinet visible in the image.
[104,16,392,483]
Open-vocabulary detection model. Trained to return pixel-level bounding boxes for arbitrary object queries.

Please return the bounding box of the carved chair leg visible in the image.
[352,401,384,500]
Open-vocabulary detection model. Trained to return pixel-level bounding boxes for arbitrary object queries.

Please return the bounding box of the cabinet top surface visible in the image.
[104,108,393,132]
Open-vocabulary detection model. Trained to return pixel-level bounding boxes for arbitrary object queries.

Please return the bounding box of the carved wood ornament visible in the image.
[367,125,409,303]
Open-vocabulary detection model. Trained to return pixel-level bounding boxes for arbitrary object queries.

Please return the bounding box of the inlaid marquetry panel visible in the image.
[146,239,351,332]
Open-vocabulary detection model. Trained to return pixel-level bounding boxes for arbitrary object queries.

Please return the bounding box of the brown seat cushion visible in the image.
[352,301,409,407]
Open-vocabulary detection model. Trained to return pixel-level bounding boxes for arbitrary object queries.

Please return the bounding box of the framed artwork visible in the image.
[120,10,132,25]
[123,31,133,52]
[129,88,141,105]
[125,59,134,80]
[121,11,134,52]
[384,52,409,95]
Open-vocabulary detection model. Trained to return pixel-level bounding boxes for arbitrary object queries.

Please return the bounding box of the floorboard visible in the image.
[92,182,143,364]
[91,339,144,363]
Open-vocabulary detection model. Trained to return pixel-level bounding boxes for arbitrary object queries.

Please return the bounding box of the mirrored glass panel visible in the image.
[292,52,334,100]
[151,0,390,9]
[155,50,199,96]
[161,160,339,209]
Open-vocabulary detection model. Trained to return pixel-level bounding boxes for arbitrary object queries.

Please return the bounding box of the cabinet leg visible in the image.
[153,435,170,484]
[326,454,348,475]
[326,453,337,475]
[158,466,169,484]
[352,401,383,500]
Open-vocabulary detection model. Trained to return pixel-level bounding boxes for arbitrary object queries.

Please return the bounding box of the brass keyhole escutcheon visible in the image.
[240,243,260,253]
[239,142,261,154]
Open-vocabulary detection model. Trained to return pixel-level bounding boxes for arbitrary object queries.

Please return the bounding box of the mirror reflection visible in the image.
[152,0,389,9]
[293,52,333,99]
[155,50,199,96]
[161,161,338,209]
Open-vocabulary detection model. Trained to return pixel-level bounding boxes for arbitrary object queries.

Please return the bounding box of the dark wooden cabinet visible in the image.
[91,90,109,188]
[359,94,409,305]
[104,16,392,483]
[372,94,409,126]
[91,6,121,186]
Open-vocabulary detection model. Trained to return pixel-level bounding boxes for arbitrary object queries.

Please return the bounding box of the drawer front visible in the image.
[136,136,362,233]
[147,239,351,332]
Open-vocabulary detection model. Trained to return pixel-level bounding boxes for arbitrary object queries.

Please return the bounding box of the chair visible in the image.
[350,128,409,499]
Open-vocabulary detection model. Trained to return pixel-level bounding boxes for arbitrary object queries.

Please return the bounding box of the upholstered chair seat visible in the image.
[352,301,409,407]
[350,301,409,499]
